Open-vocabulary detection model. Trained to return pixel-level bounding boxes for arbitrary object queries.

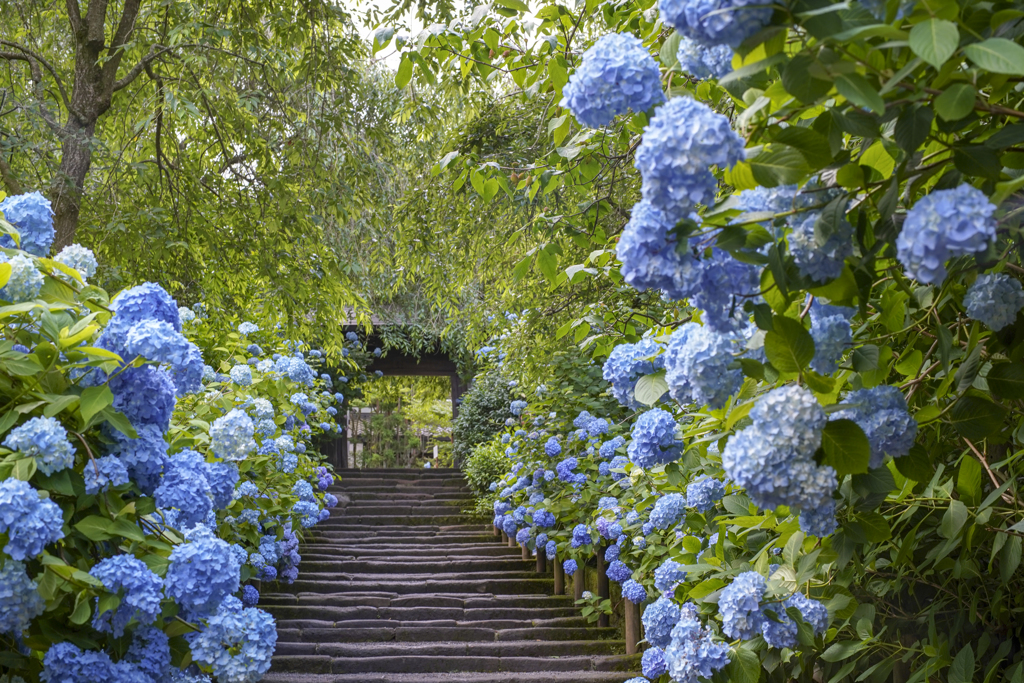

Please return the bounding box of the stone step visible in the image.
[273,640,627,658]
[275,625,622,643]
[264,604,581,621]
[261,671,639,683]
[283,578,554,595]
[297,558,531,574]
[271,653,640,675]
[337,468,463,476]
[273,616,592,631]
[343,492,474,501]
[299,546,516,559]
[317,516,485,527]
[261,593,575,609]
[337,505,473,515]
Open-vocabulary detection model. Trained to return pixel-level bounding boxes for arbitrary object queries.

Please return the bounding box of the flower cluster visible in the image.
[964,273,1024,330]
[627,408,682,468]
[602,338,666,408]
[658,0,773,47]
[676,35,734,78]
[664,323,743,409]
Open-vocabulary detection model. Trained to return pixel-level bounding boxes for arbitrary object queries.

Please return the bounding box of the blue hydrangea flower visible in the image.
[125,626,170,681]
[4,416,74,476]
[0,559,45,635]
[650,493,687,529]
[155,449,213,528]
[206,461,238,510]
[42,642,117,681]
[788,591,829,634]
[533,509,555,527]
[164,532,241,615]
[543,436,561,457]
[658,0,772,47]
[238,322,259,335]
[789,212,853,283]
[628,408,682,468]
[635,90,745,217]
[609,454,630,481]
[89,554,163,636]
[563,558,578,575]
[762,591,829,649]
[107,282,181,339]
[676,35,734,78]
[108,365,177,430]
[605,544,621,563]
[607,560,633,582]
[107,422,169,495]
[686,477,725,512]
[561,33,664,128]
[965,273,1024,330]
[210,409,256,462]
[832,385,917,469]
[83,455,129,494]
[809,306,852,375]
[664,323,743,409]
[642,647,668,679]
[642,594,681,648]
[179,306,197,323]
[603,340,667,410]
[545,539,557,559]
[571,524,592,548]
[617,201,704,301]
[665,602,731,681]
[799,500,838,537]
[229,364,253,386]
[186,600,277,683]
[654,559,687,594]
[122,319,195,372]
[897,185,997,285]
[510,400,528,416]
[0,253,44,302]
[719,571,766,639]
[690,248,761,333]
[242,584,260,607]
[599,436,625,459]
[623,579,648,604]
[0,191,54,255]
[54,243,98,279]
[0,478,65,560]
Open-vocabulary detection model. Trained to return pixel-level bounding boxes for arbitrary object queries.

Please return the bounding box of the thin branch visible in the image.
[113,44,176,91]
[0,39,73,113]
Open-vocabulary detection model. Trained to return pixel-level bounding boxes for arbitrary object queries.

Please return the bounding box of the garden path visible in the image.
[259,468,640,682]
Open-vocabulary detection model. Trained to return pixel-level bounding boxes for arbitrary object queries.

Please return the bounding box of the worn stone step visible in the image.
[298,558,530,574]
[261,593,575,609]
[344,491,474,501]
[272,640,627,658]
[261,671,639,682]
[274,616,592,631]
[338,505,473,515]
[299,546,516,559]
[271,653,640,675]
[318,516,484,527]
[283,578,554,595]
[264,603,580,621]
[275,625,622,643]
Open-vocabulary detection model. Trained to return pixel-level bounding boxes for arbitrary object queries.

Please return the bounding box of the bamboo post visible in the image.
[596,546,609,628]
[554,558,564,595]
[624,600,641,655]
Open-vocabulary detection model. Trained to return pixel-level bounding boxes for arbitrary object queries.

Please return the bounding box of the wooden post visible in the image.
[554,558,564,595]
[625,600,641,655]
[521,543,529,561]
[536,552,546,573]
[502,532,509,544]
[596,546,609,628]
[508,534,515,548]
[493,525,500,537]
[574,565,584,601]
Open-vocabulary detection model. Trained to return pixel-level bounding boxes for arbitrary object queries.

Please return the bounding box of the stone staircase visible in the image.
[260,468,641,683]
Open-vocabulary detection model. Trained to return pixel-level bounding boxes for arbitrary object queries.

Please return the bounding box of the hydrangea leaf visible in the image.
[908,19,959,68]
[764,315,814,373]
[986,362,1024,399]
[634,371,668,406]
[934,84,976,122]
[819,418,871,476]
[834,74,885,115]
[963,38,1024,75]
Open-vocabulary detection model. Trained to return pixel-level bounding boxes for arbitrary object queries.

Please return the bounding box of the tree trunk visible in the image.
[51,117,97,250]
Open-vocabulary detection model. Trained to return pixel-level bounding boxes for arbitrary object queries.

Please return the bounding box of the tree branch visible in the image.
[0,39,73,113]
[113,44,176,91]
[65,0,83,34]
[102,0,144,84]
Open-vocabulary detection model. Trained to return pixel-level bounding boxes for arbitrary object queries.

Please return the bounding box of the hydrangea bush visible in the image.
[0,198,369,682]
[413,0,1024,675]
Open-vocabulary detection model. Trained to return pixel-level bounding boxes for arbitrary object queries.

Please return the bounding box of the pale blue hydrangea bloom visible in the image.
[658,0,773,47]
[833,385,917,469]
[690,248,761,333]
[54,243,98,279]
[251,398,274,420]
[179,306,196,323]
[123,319,198,373]
[965,273,1024,330]
[623,579,648,604]
[510,400,528,416]
[719,571,766,638]
[210,409,256,462]
[603,339,667,410]
[155,449,213,528]
[654,559,687,594]
[897,184,997,285]
[238,322,259,335]
[599,435,626,459]
[665,602,731,682]
[544,437,561,457]
[164,532,241,615]
[571,524,591,548]
[107,422,170,495]
[0,559,45,635]
[799,500,838,537]
[789,211,854,283]
[617,202,703,300]
[562,558,578,575]
[0,253,44,302]
[207,461,239,510]
[762,591,829,648]
[650,493,687,529]
[642,646,668,678]
[125,626,171,681]
[185,599,277,683]
[229,364,253,386]
[107,282,181,338]
[635,97,746,217]
[4,416,75,476]
[809,308,852,375]
[686,477,725,512]
[664,323,743,409]
[0,478,65,560]
[628,408,682,468]
[642,595,681,648]
[560,33,664,128]
[533,509,555,527]
[89,554,163,636]
[42,642,117,681]
[607,560,633,582]
[0,191,54,255]
[676,35,734,78]
[83,455,129,494]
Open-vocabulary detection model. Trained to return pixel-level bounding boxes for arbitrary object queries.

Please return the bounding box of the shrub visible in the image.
[452,369,513,466]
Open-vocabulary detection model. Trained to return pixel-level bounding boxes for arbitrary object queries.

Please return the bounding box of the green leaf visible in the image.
[963,38,1024,76]
[12,457,37,481]
[908,19,960,68]
[98,407,137,438]
[725,647,761,683]
[764,316,814,373]
[1000,536,1021,582]
[986,363,1024,399]
[395,56,413,89]
[74,515,114,542]
[894,106,934,153]
[781,54,834,103]
[852,345,880,373]
[821,640,866,662]
[850,510,892,542]
[935,84,977,122]
[635,371,669,406]
[536,248,558,282]
[835,74,885,115]
[894,445,934,482]
[957,456,982,506]
[940,499,969,538]
[110,518,146,542]
[749,148,811,187]
[950,395,1006,440]
[70,590,91,625]
[820,419,872,477]
[494,0,528,10]
[773,126,834,169]
[80,385,114,425]
[953,145,1002,180]
[660,32,682,71]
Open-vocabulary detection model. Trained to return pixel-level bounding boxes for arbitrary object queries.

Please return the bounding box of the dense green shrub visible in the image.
[451,369,513,466]
[463,439,507,495]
